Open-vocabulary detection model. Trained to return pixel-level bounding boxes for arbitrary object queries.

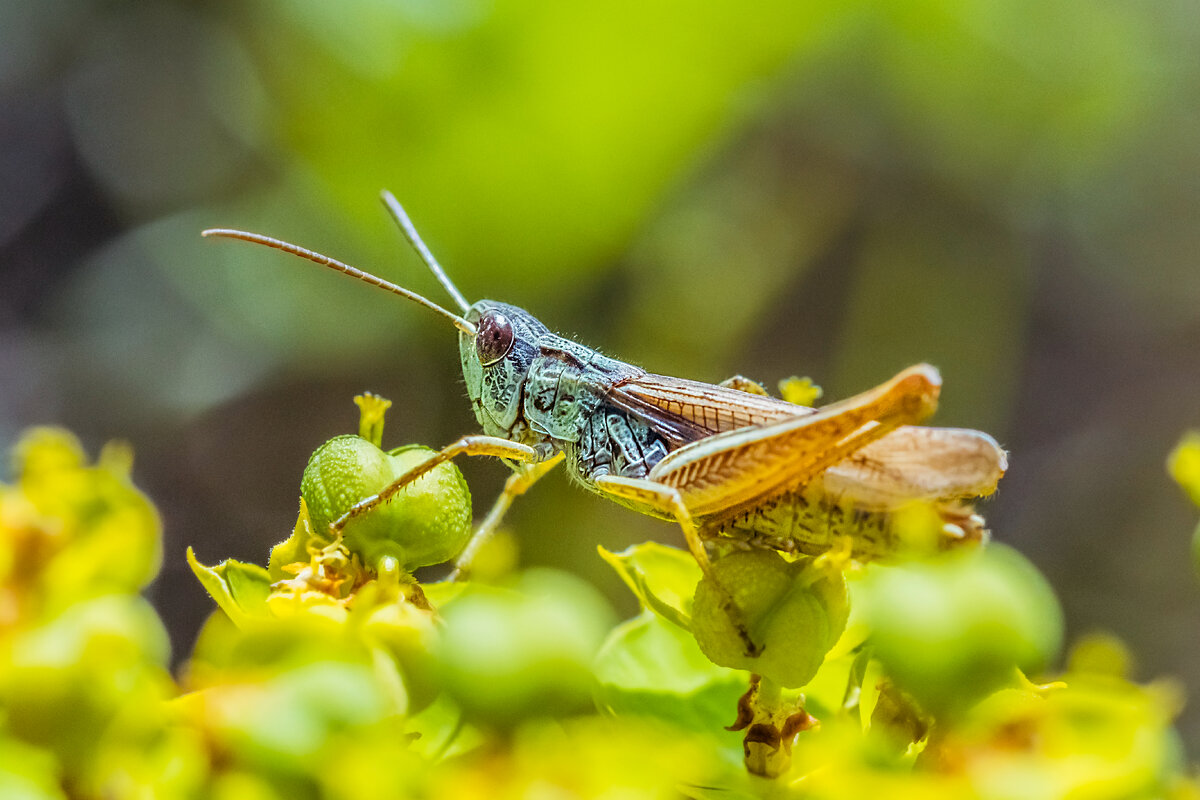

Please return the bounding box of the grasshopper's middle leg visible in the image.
[331,435,539,536]
[450,453,564,581]
[595,474,764,657]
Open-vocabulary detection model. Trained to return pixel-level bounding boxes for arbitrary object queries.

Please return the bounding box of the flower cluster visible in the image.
[0,412,1195,799]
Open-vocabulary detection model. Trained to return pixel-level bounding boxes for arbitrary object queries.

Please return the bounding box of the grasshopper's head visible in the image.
[202,192,549,440]
[459,300,548,437]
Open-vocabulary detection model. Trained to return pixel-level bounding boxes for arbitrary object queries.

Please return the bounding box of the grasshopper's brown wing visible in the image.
[641,365,942,517]
[608,373,808,444]
[824,428,1007,510]
[612,369,1004,510]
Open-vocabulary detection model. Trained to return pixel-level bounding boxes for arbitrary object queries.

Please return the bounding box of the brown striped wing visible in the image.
[613,370,1005,510]
[823,427,1007,509]
[609,374,809,441]
[643,365,942,517]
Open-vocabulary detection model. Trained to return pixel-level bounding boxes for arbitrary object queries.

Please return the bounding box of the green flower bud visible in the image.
[859,544,1062,717]
[0,596,171,772]
[300,436,472,571]
[362,601,441,713]
[690,551,848,689]
[436,569,616,725]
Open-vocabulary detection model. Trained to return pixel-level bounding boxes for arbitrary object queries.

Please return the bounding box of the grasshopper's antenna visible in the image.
[380,190,471,314]
[201,228,477,336]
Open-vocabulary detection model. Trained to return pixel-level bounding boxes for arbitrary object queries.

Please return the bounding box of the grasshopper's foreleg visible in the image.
[595,475,763,657]
[450,452,565,581]
[331,435,539,535]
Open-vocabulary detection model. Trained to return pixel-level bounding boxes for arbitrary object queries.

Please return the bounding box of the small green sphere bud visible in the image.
[301,435,393,537]
[300,436,472,571]
[691,551,848,689]
[859,544,1062,717]
[436,570,616,725]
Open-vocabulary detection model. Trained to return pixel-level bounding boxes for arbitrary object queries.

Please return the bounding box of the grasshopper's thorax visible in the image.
[522,337,638,439]
[459,300,669,482]
[524,334,676,481]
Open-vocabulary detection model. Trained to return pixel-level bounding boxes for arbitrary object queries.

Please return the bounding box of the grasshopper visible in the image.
[203,192,1006,654]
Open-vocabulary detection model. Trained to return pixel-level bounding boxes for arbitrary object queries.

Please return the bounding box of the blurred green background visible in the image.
[3,0,1200,742]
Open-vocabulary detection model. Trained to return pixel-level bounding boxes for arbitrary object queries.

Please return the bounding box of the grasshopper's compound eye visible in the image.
[475,310,515,365]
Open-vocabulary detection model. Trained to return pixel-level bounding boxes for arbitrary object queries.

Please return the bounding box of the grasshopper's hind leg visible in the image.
[595,475,764,657]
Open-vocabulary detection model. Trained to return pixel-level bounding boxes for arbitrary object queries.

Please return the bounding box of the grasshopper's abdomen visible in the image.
[715,485,987,562]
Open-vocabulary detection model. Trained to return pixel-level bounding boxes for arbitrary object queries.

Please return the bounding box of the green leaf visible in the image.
[597,542,701,630]
[593,611,746,736]
[802,648,870,722]
[422,580,468,610]
[267,501,316,582]
[187,547,273,628]
[403,692,482,762]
